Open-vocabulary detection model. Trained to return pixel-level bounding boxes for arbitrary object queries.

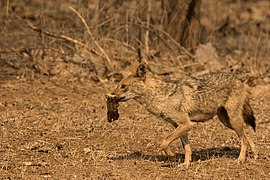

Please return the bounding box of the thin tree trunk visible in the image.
[145,0,151,55]
[162,0,201,51]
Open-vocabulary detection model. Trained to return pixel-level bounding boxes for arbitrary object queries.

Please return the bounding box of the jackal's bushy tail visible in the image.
[243,99,256,131]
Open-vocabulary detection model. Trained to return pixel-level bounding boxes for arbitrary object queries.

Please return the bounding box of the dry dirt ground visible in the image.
[0,69,270,179]
[0,0,270,179]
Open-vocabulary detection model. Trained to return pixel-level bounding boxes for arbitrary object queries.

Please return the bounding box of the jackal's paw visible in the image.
[253,153,259,160]
[236,157,245,164]
[177,161,190,169]
[162,148,175,159]
[166,151,175,159]
[182,161,191,169]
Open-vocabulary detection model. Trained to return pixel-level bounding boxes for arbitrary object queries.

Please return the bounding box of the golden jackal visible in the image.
[106,61,258,168]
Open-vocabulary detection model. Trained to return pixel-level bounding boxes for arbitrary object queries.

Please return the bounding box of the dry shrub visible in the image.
[0,0,269,84]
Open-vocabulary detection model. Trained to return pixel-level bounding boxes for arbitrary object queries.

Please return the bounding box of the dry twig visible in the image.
[69,6,112,65]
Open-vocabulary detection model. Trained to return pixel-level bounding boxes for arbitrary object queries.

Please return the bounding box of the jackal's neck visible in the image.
[134,77,157,107]
[134,76,176,108]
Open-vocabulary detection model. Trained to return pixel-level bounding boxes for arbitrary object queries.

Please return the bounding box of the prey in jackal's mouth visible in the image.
[106,61,147,122]
[106,93,120,122]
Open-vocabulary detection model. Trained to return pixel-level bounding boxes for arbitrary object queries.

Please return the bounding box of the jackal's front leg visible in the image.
[180,133,192,168]
[161,122,193,168]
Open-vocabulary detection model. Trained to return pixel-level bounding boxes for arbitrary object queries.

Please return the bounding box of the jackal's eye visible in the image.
[120,84,128,92]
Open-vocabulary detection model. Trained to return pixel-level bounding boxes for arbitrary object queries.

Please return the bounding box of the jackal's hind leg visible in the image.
[229,117,249,164]
[236,131,248,163]
[227,109,257,163]
[247,135,258,159]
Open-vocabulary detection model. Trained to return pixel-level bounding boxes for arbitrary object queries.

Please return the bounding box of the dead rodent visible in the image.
[106,94,119,122]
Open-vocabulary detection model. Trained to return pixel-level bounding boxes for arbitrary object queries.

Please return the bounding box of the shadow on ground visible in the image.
[109,146,244,165]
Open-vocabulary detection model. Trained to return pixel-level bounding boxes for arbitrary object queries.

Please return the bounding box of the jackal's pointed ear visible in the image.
[136,62,147,78]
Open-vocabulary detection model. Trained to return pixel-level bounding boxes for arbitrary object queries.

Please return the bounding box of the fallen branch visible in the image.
[24,19,102,57]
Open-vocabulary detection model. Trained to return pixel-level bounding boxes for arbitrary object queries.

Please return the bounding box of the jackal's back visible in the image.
[181,72,247,116]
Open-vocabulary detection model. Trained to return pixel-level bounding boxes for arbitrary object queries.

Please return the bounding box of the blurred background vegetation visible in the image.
[0,0,269,85]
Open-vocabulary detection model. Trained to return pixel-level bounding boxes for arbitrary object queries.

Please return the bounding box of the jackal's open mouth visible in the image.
[116,96,126,102]
[106,93,127,102]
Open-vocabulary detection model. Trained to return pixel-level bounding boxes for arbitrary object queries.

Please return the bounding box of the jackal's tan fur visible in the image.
[109,61,258,168]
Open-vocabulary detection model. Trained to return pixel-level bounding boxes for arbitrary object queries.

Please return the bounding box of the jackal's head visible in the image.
[107,61,147,102]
